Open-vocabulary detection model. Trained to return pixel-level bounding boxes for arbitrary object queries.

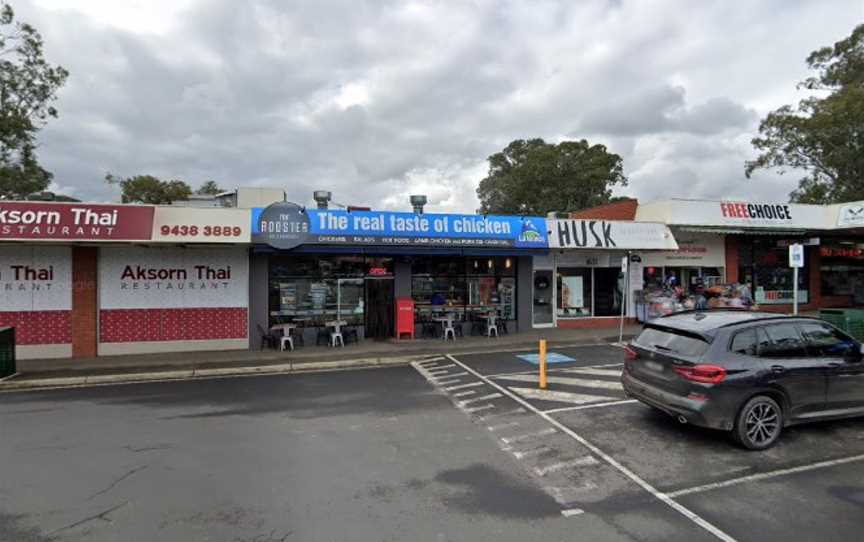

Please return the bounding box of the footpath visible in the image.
[0,325,639,391]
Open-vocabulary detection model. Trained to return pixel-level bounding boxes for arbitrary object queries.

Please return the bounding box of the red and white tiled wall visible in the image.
[0,246,73,359]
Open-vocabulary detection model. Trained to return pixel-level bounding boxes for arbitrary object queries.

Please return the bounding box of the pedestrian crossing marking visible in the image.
[557,367,622,378]
[495,373,623,391]
[508,387,614,406]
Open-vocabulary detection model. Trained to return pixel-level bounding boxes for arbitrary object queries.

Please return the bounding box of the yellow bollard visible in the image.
[539,339,547,389]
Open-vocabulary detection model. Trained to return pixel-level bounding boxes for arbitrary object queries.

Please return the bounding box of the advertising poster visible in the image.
[561,275,584,309]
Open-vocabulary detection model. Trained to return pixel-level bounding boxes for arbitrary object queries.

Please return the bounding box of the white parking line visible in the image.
[507,387,613,406]
[443,382,484,391]
[558,366,624,378]
[433,371,468,380]
[488,421,520,432]
[436,378,463,386]
[534,456,599,476]
[513,446,551,459]
[428,364,456,370]
[458,393,503,406]
[500,427,556,444]
[453,390,477,398]
[445,354,737,542]
[544,400,638,414]
[561,508,585,518]
[478,407,526,421]
[464,403,496,413]
[486,362,623,379]
[495,373,623,390]
[668,453,864,498]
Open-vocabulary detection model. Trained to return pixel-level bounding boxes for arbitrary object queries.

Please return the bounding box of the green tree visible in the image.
[476,138,628,216]
[0,3,68,200]
[196,180,223,195]
[746,24,864,204]
[106,173,192,204]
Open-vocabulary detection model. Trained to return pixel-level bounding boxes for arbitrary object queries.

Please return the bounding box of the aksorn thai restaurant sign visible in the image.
[0,202,154,241]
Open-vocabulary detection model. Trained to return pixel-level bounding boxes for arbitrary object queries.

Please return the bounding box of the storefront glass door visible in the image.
[533,270,554,326]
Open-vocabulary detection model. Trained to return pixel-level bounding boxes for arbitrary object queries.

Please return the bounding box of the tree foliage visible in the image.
[746,24,864,204]
[106,173,192,204]
[196,180,223,195]
[476,138,628,216]
[0,3,68,200]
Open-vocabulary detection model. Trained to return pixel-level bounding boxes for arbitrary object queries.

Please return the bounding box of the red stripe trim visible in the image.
[100,308,248,343]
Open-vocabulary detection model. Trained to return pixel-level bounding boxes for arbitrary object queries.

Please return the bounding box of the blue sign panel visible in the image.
[252,208,548,249]
[516,352,576,365]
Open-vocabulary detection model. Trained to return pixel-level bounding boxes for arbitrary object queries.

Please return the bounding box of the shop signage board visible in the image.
[637,199,833,230]
[638,232,725,267]
[0,201,154,241]
[837,202,864,227]
[547,219,677,250]
[151,207,251,243]
[99,247,249,309]
[0,246,71,312]
[252,205,549,249]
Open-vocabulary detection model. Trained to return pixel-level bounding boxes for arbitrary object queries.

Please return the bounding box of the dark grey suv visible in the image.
[621,310,864,450]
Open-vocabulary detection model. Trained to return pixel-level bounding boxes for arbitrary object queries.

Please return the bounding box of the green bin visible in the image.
[819,309,864,341]
[0,327,15,379]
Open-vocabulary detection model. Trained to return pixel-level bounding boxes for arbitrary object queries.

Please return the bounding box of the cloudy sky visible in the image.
[14,0,864,212]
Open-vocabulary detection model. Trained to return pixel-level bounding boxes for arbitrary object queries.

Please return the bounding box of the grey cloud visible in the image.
[14,0,864,210]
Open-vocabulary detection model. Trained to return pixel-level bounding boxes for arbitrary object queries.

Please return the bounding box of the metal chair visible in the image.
[257,324,279,351]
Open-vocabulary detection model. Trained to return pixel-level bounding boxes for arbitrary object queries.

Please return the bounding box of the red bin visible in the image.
[396,297,415,340]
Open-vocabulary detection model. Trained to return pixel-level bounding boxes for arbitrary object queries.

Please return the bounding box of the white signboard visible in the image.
[637,200,834,230]
[548,219,678,250]
[0,245,71,311]
[99,246,248,309]
[638,232,726,267]
[789,244,804,268]
[561,276,584,309]
[837,203,864,227]
[151,207,251,243]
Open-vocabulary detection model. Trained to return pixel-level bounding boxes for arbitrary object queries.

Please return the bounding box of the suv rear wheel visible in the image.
[732,395,783,450]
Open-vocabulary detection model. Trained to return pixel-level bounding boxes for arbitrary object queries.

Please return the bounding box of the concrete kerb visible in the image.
[0,339,623,392]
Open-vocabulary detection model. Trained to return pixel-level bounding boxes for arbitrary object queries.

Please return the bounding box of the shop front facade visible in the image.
[0,201,251,359]
[248,203,548,347]
[533,218,678,329]
[636,198,864,313]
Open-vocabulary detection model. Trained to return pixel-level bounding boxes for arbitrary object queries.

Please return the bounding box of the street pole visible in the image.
[618,252,629,345]
[539,339,547,389]
[793,266,799,316]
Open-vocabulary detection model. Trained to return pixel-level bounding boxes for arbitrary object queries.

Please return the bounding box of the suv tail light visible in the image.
[673,364,726,384]
[623,345,638,361]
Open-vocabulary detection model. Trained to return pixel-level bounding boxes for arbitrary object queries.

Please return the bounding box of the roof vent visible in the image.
[410,194,427,214]
[313,190,332,210]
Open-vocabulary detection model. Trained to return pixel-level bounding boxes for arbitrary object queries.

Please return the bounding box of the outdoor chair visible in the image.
[257,324,279,351]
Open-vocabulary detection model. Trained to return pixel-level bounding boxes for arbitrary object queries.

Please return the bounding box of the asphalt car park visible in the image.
[437,344,864,541]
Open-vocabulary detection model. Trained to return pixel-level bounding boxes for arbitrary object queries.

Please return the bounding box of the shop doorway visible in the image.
[594,268,623,316]
[365,278,394,340]
[533,270,554,327]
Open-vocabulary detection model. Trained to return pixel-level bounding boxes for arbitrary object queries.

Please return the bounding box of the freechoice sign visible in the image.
[252,206,548,249]
[0,202,154,241]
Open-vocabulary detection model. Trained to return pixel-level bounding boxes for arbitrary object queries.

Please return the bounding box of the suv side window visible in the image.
[798,322,856,358]
[730,328,758,356]
[760,323,808,358]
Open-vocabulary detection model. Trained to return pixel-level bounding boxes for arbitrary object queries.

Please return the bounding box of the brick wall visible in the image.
[558,317,637,329]
[71,246,98,358]
[568,199,638,221]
